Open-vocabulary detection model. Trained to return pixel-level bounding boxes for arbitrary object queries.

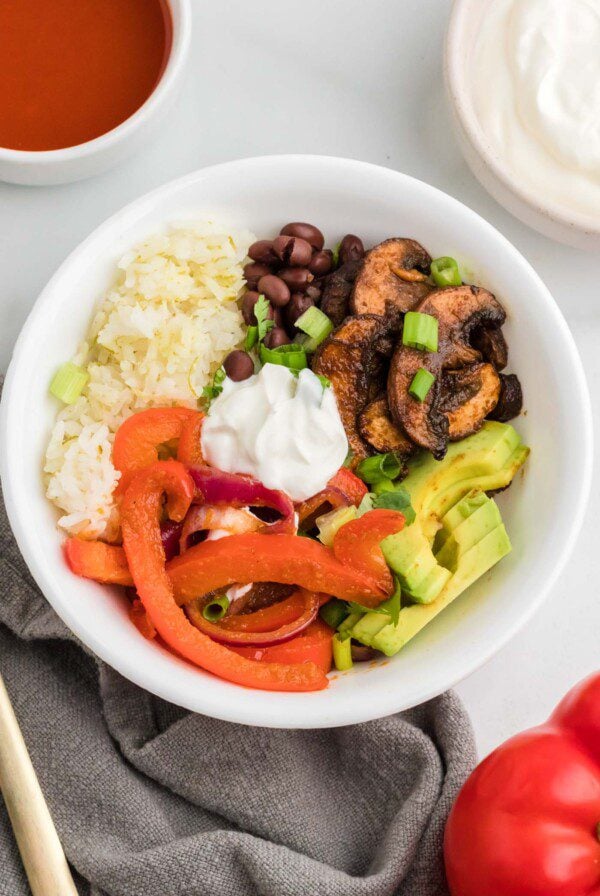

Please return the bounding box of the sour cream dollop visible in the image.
[201,364,348,502]
[471,0,600,222]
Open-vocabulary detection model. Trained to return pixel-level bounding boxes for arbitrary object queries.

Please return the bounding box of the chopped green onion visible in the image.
[319,599,350,629]
[409,367,435,402]
[244,326,258,351]
[259,342,308,371]
[49,362,89,405]
[202,594,230,622]
[372,479,396,496]
[316,505,357,546]
[402,312,438,352]
[332,632,353,671]
[317,374,331,389]
[431,256,462,287]
[356,452,402,485]
[331,242,341,267]
[295,307,334,347]
[338,609,363,634]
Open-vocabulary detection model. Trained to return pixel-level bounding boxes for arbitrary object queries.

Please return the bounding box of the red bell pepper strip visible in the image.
[64,537,133,586]
[332,509,405,594]
[296,487,350,528]
[113,407,198,493]
[167,532,390,609]
[444,673,600,896]
[129,598,157,640]
[176,412,205,467]
[230,620,333,674]
[186,588,320,647]
[328,467,368,506]
[121,460,328,692]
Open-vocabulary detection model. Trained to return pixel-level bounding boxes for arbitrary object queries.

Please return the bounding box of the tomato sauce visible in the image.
[0,0,172,151]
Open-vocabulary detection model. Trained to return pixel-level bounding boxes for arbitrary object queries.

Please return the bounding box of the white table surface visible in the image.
[0,0,597,757]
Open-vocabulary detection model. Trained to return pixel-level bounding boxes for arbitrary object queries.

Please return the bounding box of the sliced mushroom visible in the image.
[441,363,501,440]
[320,260,361,326]
[489,373,523,422]
[312,315,384,463]
[351,238,432,319]
[388,286,506,458]
[359,395,415,455]
[471,326,508,371]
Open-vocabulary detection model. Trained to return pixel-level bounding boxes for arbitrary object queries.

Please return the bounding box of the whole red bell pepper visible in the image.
[444,673,600,896]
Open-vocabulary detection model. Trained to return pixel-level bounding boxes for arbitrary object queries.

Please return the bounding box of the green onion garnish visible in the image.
[202,594,230,622]
[244,325,258,351]
[320,599,350,629]
[49,362,89,404]
[295,306,334,347]
[430,256,462,287]
[409,367,435,402]
[402,312,439,352]
[372,479,396,496]
[356,452,402,485]
[332,632,353,671]
[259,342,308,371]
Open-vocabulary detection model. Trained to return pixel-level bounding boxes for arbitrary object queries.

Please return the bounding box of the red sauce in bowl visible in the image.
[0,0,172,152]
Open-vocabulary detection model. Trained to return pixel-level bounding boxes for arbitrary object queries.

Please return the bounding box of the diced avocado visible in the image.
[402,422,529,540]
[350,612,389,646]
[381,525,438,596]
[371,524,512,656]
[435,498,502,572]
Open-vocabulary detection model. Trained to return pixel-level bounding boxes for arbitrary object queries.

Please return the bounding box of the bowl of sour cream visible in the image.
[446,0,600,249]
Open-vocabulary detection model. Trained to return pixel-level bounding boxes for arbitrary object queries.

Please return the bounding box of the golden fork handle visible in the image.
[0,674,78,896]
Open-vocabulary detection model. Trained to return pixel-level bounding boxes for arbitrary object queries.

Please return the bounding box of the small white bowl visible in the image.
[0,0,191,187]
[0,156,592,727]
[445,0,600,251]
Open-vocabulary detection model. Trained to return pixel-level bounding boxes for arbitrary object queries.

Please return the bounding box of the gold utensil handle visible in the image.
[0,674,78,896]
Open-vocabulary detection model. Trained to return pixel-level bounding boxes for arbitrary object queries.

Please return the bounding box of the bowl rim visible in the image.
[445,0,600,239]
[0,0,192,166]
[0,154,593,726]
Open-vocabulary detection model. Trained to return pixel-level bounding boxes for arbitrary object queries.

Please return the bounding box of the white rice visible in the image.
[44,221,254,540]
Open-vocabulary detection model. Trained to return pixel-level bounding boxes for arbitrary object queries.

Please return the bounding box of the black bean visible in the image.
[263,327,291,349]
[243,262,272,287]
[309,249,334,277]
[280,222,325,251]
[223,350,254,382]
[339,234,365,265]
[257,274,290,307]
[272,234,313,267]
[248,239,279,266]
[279,267,314,291]
[241,290,261,325]
[285,293,314,328]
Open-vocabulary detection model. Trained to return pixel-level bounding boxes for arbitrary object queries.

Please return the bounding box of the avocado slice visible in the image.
[403,421,528,539]
[371,523,512,656]
[350,612,389,647]
[435,488,489,549]
[381,524,439,598]
[435,497,502,572]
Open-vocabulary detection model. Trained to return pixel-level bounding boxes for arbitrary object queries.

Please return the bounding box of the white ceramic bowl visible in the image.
[0,156,592,727]
[0,0,191,186]
[445,0,600,251]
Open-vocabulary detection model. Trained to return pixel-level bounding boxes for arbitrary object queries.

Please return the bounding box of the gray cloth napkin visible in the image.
[0,486,476,896]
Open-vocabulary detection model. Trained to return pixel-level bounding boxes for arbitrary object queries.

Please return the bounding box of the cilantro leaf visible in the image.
[255,294,275,341]
[349,578,401,627]
[373,486,416,525]
[202,366,226,408]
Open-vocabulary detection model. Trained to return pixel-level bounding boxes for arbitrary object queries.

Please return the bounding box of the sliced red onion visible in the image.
[189,466,296,535]
[160,520,183,561]
[179,505,262,554]
[185,588,320,647]
[296,486,351,528]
